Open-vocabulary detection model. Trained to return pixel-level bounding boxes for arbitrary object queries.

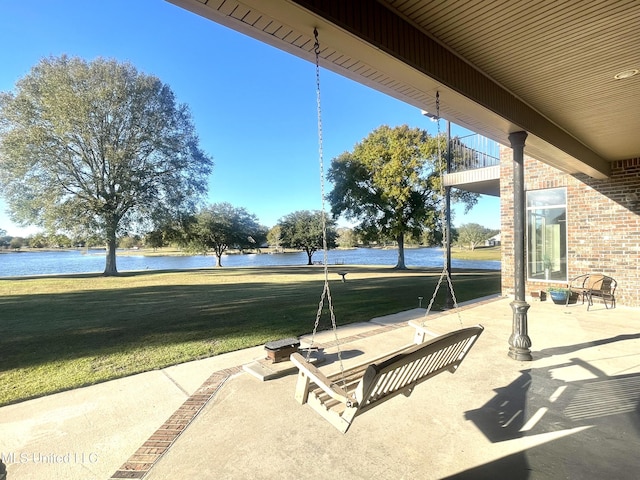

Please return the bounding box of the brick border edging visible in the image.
[108,296,501,479]
[108,366,241,479]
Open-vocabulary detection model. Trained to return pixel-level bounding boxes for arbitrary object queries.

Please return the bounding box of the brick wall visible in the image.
[501,148,640,307]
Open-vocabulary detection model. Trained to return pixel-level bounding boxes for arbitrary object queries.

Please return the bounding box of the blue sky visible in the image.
[0,0,500,237]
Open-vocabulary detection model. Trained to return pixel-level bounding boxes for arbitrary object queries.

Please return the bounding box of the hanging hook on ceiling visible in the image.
[313,28,321,57]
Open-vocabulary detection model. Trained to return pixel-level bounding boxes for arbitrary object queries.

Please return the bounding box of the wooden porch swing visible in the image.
[290,29,483,433]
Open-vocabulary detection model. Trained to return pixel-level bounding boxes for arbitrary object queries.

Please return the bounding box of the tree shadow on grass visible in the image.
[0,269,500,404]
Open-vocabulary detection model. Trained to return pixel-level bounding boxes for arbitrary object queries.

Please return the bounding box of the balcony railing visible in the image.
[449,133,500,172]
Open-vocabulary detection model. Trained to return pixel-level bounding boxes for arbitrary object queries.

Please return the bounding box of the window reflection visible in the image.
[527,188,567,282]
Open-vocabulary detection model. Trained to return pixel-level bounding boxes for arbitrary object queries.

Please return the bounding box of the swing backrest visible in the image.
[354,325,484,414]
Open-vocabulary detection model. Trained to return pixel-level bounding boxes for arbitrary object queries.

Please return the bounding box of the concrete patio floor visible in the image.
[2,295,639,479]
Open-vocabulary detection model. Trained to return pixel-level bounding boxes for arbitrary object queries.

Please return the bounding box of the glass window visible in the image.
[527,188,567,282]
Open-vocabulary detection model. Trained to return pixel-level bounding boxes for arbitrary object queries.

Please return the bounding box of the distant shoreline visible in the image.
[0,245,501,262]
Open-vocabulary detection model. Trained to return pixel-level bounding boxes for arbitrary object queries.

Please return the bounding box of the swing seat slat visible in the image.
[290,325,484,433]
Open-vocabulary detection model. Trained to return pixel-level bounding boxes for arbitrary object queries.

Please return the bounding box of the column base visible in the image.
[508,300,532,361]
[508,347,533,361]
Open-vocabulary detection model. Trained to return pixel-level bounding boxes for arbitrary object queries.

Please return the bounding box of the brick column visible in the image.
[508,131,532,361]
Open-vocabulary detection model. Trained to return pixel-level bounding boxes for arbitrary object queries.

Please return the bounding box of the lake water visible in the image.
[0,247,500,277]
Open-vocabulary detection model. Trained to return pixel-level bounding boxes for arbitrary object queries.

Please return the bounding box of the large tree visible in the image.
[336,227,358,248]
[456,223,497,251]
[0,56,213,275]
[328,125,436,269]
[185,203,267,267]
[267,225,283,252]
[278,210,337,265]
[328,124,476,269]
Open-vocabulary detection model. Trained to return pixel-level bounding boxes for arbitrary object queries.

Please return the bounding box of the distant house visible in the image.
[485,233,501,247]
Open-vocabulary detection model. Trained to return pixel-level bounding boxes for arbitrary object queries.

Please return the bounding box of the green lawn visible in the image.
[0,266,500,406]
[451,245,501,261]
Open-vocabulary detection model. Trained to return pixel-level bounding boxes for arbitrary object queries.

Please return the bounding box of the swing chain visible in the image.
[308,27,326,348]
[423,91,463,326]
[307,28,347,384]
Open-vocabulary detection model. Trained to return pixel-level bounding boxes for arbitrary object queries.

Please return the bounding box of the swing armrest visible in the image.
[408,320,442,343]
[290,352,356,406]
